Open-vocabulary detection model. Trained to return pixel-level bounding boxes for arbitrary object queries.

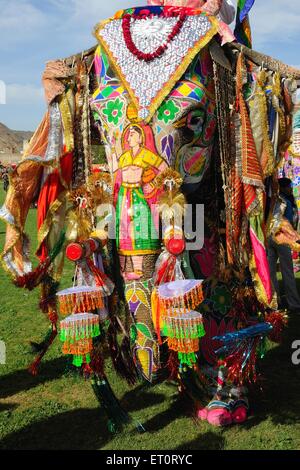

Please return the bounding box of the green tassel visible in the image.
[198,323,206,338]
[85,353,91,364]
[70,353,91,368]
[178,352,197,367]
[60,328,67,342]
[162,323,206,340]
[61,323,101,342]
[92,324,100,338]
[73,355,83,367]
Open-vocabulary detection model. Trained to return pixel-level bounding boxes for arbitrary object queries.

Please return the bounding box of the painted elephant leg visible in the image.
[123,255,162,382]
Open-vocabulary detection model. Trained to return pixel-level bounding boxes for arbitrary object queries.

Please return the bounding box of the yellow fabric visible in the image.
[119,148,163,170]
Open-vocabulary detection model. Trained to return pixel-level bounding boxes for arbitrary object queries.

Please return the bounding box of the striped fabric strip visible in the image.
[234,0,255,48]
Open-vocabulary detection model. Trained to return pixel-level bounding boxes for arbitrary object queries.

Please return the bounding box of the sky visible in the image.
[0,0,299,131]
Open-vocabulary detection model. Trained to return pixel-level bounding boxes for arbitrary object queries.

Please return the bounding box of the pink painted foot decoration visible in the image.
[197,408,208,421]
[231,406,248,424]
[124,272,143,281]
[206,408,232,427]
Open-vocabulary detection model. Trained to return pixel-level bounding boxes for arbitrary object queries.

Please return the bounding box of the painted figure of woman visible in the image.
[114,125,168,280]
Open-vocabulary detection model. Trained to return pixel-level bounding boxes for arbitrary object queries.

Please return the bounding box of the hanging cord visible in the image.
[213,60,237,265]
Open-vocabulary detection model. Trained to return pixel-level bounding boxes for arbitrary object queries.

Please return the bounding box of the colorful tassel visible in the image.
[57,286,105,315]
[157,280,204,316]
[213,322,273,384]
[60,313,100,342]
[168,338,200,357]
[162,316,205,340]
[60,313,100,367]
[265,311,288,343]
[154,281,205,366]
[178,352,198,367]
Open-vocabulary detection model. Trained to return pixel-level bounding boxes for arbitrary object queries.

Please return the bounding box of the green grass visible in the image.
[0,185,300,450]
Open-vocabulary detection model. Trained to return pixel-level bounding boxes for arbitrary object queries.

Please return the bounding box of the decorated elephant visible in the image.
[1,0,299,430]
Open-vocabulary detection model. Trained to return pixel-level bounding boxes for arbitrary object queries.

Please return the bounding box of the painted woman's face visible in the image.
[92,47,216,185]
[128,129,142,148]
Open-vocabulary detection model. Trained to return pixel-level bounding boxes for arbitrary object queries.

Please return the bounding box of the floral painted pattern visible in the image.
[211,285,232,316]
[102,98,124,126]
[157,100,180,124]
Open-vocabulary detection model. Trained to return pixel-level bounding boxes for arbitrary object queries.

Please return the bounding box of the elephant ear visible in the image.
[209,39,233,71]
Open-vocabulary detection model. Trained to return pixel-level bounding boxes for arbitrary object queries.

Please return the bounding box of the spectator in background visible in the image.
[2,171,9,192]
[268,178,300,314]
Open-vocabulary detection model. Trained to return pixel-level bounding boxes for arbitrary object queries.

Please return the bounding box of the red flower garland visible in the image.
[122,11,187,63]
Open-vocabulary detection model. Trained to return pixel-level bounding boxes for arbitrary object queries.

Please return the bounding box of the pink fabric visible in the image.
[249,227,273,304]
[207,409,232,427]
[94,54,102,81]
[147,0,222,15]
[197,408,208,420]
[147,0,204,6]
[146,1,235,44]
[217,21,235,45]
[198,406,248,426]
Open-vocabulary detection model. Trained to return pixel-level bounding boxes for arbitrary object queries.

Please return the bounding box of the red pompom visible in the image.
[166,237,186,256]
[66,243,84,262]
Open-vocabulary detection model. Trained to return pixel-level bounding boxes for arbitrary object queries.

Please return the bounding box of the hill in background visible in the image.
[0,122,33,155]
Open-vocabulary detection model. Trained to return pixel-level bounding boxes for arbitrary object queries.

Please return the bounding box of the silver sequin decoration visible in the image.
[99,15,212,117]
[0,204,15,225]
[44,102,63,162]
[24,102,62,165]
